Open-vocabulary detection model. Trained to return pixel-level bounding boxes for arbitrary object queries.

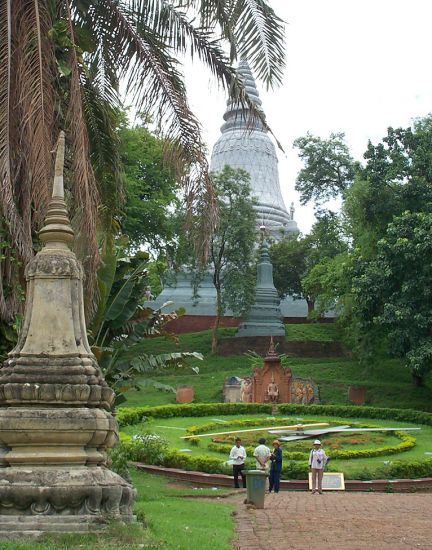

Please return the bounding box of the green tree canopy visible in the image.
[293,132,355,206]
[270,211,347,315]
[191,165,257,352]
[118,119,179,253]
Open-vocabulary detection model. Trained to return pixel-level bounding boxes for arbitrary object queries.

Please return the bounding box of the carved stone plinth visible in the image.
[0,133,135,536]
[0,468,134,518]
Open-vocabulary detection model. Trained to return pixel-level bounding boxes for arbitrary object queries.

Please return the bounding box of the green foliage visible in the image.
[378,458,432,479]
[125,433,169,464]
[345,117,432,382]
[180,166,258,351]
[89,242,202,405]
[208,167,257,318]
[270,211,347,314]
[207,431,416,461]
[108,445,132,482]
[118,120,179,253]
[352,212,432,383]
[293,132,355,206]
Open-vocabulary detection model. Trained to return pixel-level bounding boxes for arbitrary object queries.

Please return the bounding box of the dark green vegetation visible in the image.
[121,325,432,412]
[272,116,432,385]
[1,470,235,550]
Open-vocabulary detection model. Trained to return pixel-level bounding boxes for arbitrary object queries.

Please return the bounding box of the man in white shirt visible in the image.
[308,439,328,494]
[230,437,247,488]
[253,438,271,471]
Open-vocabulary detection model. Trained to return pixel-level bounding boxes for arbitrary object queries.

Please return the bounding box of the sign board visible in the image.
[308,472,345,491]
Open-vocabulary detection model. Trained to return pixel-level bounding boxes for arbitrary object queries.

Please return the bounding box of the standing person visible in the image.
[309,439,328,494]
[269,440,283,493]
[253,438,271,471]
[230,437,247,488]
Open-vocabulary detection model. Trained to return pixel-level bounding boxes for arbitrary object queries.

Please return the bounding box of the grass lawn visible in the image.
[122,412,432,479]
[1,470,236,550]
[122,325,432,411]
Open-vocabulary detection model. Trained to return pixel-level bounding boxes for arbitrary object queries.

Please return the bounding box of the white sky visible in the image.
[183,0,432,233]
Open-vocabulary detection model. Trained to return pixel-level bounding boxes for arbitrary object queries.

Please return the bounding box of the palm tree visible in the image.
[0,0,286,321]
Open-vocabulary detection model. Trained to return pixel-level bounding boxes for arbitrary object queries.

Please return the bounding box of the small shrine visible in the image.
[250,338,292,403]
[223,338,319,404]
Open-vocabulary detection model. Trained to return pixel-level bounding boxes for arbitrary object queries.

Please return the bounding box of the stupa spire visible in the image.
[210,61,298,238]
[235,226,285,337]
[39,131,74,249]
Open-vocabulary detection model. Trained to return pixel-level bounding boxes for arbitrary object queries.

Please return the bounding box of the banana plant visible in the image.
[89,238,201,406]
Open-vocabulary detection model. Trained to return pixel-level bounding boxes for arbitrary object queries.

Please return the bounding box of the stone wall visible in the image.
[166,316,335,334]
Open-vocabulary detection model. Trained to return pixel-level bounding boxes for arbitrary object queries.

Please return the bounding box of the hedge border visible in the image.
[117,402,432,428]
[117,402,432,480]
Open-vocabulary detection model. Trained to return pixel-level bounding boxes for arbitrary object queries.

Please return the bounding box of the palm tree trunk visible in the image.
[211,287,222,354]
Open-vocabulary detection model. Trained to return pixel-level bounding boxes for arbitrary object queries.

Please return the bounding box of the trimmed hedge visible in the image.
[277,404,432,426]
[118,402,432,428]
[117,403,272,427]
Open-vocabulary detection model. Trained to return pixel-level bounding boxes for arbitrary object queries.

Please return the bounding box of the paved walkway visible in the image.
[233,492,432,549]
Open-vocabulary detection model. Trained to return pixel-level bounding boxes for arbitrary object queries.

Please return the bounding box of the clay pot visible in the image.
[176,385,194,403]
[348,385,366,405]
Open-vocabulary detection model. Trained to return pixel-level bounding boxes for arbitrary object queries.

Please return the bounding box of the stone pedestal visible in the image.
[0,134,134,535]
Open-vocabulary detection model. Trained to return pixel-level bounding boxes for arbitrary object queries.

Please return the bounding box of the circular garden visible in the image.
[116,403,432,481]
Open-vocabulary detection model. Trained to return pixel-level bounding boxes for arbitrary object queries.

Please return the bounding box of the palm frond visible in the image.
[14,0,56,227]
[81,58,124,219]
[0,0,33,263]
[173,0,285,87]
[92,0,218,258]
[231,0,285,88]
[130,351,203,372]
[65,0,101,314]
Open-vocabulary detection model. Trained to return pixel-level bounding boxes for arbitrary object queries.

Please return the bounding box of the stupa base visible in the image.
[0,466,135,530]
[0,514,113,538]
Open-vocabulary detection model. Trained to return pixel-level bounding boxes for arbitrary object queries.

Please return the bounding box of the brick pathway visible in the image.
[233,492,432,549]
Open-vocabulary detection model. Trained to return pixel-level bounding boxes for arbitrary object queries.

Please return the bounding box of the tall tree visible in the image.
[345,116,432,384]
[118,117,179,253]
[270,211,347,315]
[193,166,257,353]
[293,132,355,206]
[0,0,286,320]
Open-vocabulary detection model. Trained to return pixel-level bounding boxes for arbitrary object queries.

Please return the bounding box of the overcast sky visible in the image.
[183,0,432,233]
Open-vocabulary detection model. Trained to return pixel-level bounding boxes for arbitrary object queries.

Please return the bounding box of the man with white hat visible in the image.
[308,439,328,494]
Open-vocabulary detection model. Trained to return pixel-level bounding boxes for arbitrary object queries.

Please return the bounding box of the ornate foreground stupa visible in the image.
[0,134,134,536]
[210,59,298,237]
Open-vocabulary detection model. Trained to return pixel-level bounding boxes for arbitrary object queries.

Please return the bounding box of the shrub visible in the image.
[108,445,132,482]
[125,432,169,464]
